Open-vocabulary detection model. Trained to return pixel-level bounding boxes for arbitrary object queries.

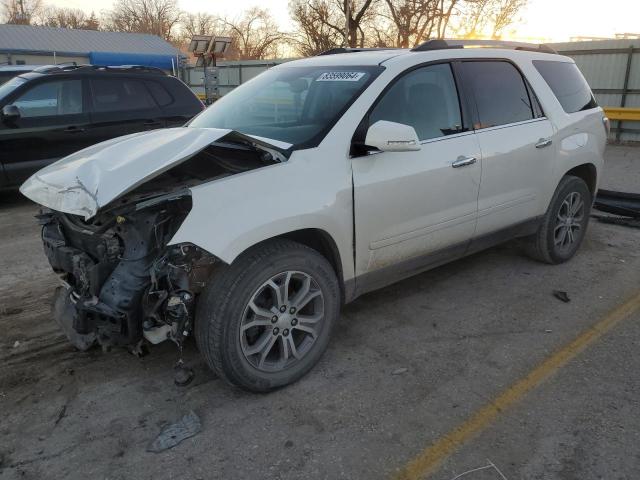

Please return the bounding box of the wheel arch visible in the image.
[254,228,347,305]
[565,163,597,197]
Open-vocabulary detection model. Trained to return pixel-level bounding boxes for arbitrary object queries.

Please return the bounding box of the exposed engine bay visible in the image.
[38,139,282,355]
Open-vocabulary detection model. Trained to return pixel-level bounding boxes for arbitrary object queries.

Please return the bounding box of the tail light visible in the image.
[602,116,611,137]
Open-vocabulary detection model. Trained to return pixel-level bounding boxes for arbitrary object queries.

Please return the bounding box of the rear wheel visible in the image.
[524,175,592,264]
[195,239,339,392]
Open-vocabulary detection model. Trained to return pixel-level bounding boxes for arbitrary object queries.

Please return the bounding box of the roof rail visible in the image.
[412,39,558,54]
[30,64,166,75]
[317,47,399,56]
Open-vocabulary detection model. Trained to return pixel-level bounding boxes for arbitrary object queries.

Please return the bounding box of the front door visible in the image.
[0,77,92,185]
[351,63,481,293]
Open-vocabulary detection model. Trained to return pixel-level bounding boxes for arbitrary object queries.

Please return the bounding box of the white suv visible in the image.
[21,40,607,391]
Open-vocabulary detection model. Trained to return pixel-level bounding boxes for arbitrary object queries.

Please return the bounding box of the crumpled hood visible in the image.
[19,127,287,219]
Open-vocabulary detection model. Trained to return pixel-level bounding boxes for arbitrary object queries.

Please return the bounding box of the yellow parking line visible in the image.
[394,290,640,480]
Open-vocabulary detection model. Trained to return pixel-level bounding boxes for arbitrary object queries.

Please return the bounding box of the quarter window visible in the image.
[462,61,534,129]
[370,63,463,141]
[13,80,83,118]
[145,80,173,107]
[533,60,597,113]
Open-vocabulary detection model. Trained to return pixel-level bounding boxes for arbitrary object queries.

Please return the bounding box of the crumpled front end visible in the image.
[24,127,285,353]
[40,193,216,350]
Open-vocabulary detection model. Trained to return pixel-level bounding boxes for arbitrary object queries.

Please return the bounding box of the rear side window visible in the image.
[533,60,597,113]
[461,61,534,129]
[370,63,463,141]
[145,80,173,107]
[90,78,156,112]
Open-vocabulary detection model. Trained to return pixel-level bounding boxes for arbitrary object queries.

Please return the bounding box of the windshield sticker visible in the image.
[316,72,366,82]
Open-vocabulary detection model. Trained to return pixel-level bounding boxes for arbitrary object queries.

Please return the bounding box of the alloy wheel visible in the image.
[554,191,584,252]
[239,271,325,372]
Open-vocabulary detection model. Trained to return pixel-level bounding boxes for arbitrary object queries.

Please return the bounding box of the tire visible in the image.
[195,239,340,392]
[524,175,592,264]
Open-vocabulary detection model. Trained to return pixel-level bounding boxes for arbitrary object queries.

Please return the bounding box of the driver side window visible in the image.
[370,63,463,141]
[13,80,83,118]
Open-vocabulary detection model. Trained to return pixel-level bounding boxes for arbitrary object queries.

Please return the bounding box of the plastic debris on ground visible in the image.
[147,410,202,453]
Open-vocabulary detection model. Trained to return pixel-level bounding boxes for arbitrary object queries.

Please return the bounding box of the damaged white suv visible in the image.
[21,40,607,392]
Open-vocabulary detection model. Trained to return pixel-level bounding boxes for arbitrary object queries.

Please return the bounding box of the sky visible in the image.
[48,0,640,42]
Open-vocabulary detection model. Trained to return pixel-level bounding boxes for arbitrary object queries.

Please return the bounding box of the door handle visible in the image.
[144,120,162,127]
[451,156,477,168]
[64,126,85,133]
[535,138,553,148]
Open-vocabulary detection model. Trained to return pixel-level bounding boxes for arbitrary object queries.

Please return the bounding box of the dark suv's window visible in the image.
[13,79,83,118]
[462,61,534,129]
[370,63,463,141]
[145,80,173,107]
[533,60,597,113]
[91,78,156,112]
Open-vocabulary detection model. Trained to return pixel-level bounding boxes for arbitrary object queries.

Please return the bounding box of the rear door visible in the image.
[0,76,92,185]
[459,60,555,239]
[86,76,165,145]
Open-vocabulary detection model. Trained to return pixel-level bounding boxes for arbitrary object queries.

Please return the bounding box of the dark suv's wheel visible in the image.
[195,239,340,392]
[525,175,592,264]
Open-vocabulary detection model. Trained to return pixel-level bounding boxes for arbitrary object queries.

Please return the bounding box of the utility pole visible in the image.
[344,0,350,47]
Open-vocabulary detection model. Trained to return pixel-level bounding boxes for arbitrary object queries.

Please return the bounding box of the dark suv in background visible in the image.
[0,65,203,188]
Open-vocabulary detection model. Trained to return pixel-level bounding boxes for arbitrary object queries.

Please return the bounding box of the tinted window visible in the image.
[13,79,83,118]
[145,80,173,107]
[91,78,155,112]
[462,61,534,129]
[370,63,463,141]
[533,60,597,113]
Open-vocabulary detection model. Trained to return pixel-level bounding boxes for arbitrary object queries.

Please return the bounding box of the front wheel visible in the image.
[524,175,592,264]
[195,239,340,392]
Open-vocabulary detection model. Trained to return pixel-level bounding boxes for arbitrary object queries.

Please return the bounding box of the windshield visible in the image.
[189,66,382,147]
[0,76,27,97]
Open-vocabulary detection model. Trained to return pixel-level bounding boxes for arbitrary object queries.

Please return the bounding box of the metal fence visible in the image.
[550,40,640,142]
[186,40,640,142]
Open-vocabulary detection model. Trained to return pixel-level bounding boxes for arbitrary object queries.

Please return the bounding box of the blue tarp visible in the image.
[89,51,177,70]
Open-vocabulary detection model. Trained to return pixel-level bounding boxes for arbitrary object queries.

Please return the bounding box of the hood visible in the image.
[20,127,288,219]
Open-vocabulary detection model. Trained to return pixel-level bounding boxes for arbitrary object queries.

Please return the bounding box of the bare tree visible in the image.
[177,11,224,49]
[342,0,378,47]
[289,0,343,55]
[180,11,220,37]
[288,0,378,49]
[455,0,528,38]
[34,6,99,29]
[1,0,42,24]
[223,8,285,60]
[104,0,182,41]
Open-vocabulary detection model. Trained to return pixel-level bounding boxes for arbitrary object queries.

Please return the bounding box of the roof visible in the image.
[0,24,182,57]
[280,40,562,69]
[278,49,406,68]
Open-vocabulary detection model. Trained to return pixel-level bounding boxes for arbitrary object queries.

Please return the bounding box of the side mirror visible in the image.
[2,104,20,124]
[364,120,421,153]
